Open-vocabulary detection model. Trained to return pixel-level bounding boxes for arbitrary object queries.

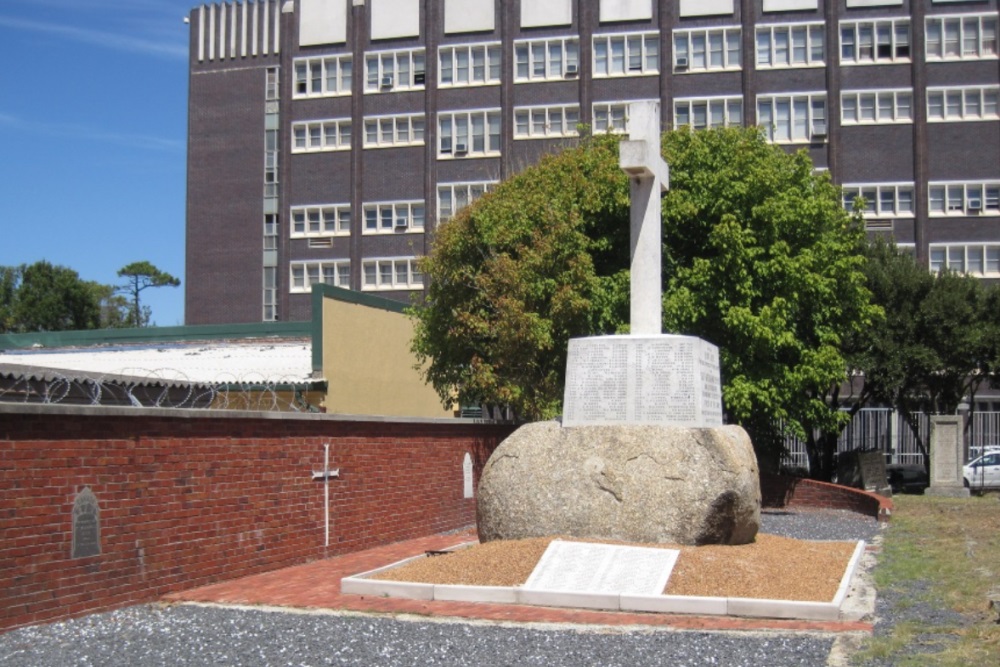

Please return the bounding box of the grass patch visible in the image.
[854,494,1000,666]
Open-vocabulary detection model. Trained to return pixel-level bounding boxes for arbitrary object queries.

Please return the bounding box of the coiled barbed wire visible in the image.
[0,367,322,412]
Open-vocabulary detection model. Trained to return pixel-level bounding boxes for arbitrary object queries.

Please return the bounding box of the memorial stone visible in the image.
[926,415,970,497]
[523,540,679,596]
[71,487,101,559]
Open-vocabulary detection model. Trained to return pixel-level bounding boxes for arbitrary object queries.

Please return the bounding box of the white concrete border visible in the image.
[340,540,868,621]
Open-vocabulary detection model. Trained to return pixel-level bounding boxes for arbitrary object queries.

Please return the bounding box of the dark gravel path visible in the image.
[0,510,881,667]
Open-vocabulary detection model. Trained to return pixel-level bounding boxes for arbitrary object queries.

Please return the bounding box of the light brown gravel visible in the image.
[371,534,858,602]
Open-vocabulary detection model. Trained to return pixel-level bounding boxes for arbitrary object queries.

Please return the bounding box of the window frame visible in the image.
[756,93,828,144]
[291,118,352,153]
[840,89,914,125]
[514,36,580,82]
[925,13,999,61]
[673,96,744,130]
[756,22,825,69]
[437,181,498,223]
[592,31,660,78]
[290,260,351,293]
[361,257,424,291]
[926,86,1000,122]
[364,47,427,93]
[513,104,581,139]
[437,109,502,158]
[361,113,426,148]
[841,183,916,219]
[293,54,353,99]
[840,18,911,65]
[438,42,502,88]
[290,203,352,239]
[673,25,742,73]
[361,200,426,234]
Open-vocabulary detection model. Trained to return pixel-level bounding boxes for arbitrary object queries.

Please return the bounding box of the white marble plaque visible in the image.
[523,540,679,596]
[562,335,722,428]
[463,452,474,498]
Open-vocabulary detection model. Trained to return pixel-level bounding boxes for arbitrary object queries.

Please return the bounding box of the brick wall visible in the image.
[0,405,514,632]
[759,472,893,522]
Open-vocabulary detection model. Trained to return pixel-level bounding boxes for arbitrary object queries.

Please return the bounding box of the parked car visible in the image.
[964,448,1000,492]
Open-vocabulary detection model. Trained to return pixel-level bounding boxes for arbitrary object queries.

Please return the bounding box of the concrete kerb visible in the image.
[340,539,872,624]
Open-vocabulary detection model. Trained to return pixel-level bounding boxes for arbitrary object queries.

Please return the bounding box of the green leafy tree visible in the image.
[658,128,878,474]
[853,240,993,467]
[116,261,181,328]
[412,127,877,466]
[7,261,102,332]
[0,266,17,332]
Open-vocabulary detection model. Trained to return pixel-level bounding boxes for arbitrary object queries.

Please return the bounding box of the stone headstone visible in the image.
[463,452,474,499]
[837,450,891,496]
[523,540,679,596]
[71,487,101,559]
[477,421,761,546]
[926,415,970,497]
[562,334,722,427]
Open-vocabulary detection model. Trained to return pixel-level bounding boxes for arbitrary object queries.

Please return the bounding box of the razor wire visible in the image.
[0,368,321,412]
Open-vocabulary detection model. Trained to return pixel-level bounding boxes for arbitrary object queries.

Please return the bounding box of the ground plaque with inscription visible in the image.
[523,540,679,596]
[71,487,101,559]
[562,335,722,428]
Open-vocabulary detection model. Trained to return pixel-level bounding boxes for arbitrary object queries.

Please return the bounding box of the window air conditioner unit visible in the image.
[675,57,688,70]
[395,217,409,228]
[454,142,468,154]
[811,123,828,140]
[565,63,578,76]
[381,75,393,88]
[414,72,426,85]
[968,199,983,211]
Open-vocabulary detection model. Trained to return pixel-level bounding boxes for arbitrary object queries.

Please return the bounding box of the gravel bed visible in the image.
[0,509,883,667]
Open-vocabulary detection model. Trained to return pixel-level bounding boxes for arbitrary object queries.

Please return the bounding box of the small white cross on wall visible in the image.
[618,101,670,336]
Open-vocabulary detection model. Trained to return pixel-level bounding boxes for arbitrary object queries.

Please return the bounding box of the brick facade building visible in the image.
[184,0,1000,325]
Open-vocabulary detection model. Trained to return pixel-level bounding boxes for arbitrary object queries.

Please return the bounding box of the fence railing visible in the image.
[783,409,1000,471]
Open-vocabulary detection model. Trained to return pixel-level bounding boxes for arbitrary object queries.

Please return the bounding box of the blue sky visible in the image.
[1,0,194,326]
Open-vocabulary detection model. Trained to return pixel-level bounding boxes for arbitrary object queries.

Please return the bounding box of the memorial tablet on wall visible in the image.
[72,487,101,559]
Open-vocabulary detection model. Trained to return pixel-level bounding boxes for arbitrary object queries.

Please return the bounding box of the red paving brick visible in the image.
[164,529,873,634]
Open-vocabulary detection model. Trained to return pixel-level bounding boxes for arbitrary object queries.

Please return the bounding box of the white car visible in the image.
[964,448,1000,491]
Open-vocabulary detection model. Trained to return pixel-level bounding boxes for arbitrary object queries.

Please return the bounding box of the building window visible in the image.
[927,86,1000,121]
[291,119,352,153]
[439,43,502,87]
[928,182,1000,216]
[840,19,911,64]
[756,23,825,69]
[514,37,580,81]
[265,67,280,101]
[361,257,424,290]
[362,114,426,148]
[842,184,915,218]
[674,97,743,130]
[929,244,1000,277]
[293,55,352,98]
[437,181,497,222]
[926,14,998,61]
[438,110,501,157]
[290,204,351,238]
[841,89,913,124]
[673,26,741,72]
[264,129,279,198]
[290,260,351,293]
[362,201,425,234]
[513,105,581,138]
[364,48,426,92]
[592,32,659,77]
[757,94,827,143]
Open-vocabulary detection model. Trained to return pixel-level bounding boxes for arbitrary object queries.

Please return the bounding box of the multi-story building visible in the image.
[184,0,1000,325]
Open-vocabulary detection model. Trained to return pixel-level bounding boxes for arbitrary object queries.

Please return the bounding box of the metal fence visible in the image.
[783,409,1000,471]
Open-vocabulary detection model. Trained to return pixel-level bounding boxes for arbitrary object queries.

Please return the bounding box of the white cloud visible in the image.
[0,112,182,153]
[0,13,188,60]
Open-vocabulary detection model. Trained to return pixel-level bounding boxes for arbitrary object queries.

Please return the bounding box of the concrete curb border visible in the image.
[340,539,868,622]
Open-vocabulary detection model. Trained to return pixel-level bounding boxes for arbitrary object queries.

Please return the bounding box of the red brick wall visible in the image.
[759,472,893,522]
[0,406,514,631]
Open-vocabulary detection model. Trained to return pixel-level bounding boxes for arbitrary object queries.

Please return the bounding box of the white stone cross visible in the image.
[618,101,669,336]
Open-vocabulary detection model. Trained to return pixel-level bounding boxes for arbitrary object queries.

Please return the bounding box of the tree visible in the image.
[412,127,877,464]
[658,128,878,474]
[116,261,181,328]
[0,266,17,332]
[853,240,993,467]
[5,261,102,332]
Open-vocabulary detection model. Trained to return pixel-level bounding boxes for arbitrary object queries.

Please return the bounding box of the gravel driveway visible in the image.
[0,510,884,667]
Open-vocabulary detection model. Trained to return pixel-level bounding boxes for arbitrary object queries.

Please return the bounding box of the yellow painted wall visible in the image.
[321,295,454,418]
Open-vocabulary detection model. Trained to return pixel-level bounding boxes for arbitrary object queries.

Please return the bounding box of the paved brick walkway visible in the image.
[164,529,873,634]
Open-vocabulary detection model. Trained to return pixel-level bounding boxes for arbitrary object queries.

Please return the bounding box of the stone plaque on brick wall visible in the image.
[463,452,474,499]
[562,335,722,427]
[71,487,101,559]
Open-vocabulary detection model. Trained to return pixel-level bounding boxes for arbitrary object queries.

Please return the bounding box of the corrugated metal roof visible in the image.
[0,340,315,385]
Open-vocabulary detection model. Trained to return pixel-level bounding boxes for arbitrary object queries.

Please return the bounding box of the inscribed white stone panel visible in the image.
[845,0,903,7]
[521,0,572,28]
[600,0,653,23]
[763,0,818,11]
[679,0,734,17]
[371,0,420,40]
[445,0,495,34]
[300,0,348,46]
